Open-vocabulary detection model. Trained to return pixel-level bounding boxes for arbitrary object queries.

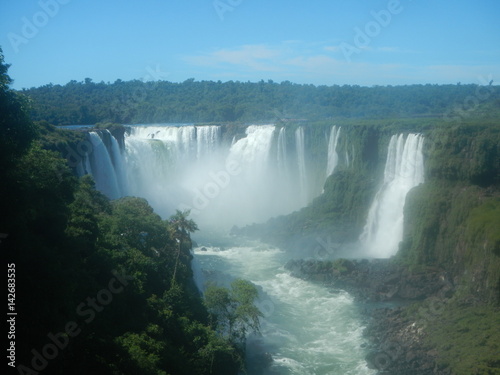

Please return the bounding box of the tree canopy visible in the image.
[204,279,263,346]
[19,77,500,125]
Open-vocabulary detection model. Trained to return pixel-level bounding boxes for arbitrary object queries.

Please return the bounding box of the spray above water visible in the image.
[83,124,323,229]
[82,125,424,258]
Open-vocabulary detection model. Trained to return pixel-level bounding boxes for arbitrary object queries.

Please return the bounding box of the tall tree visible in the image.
[204,279,263,346]
[0,47,38,169]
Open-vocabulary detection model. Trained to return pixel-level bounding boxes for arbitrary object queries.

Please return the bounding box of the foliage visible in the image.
[20,77,500,125]
[399,125,500,303]
[0,57,242,375]
[422,300,500,375]
[204,279,263,346]
[467,199,500,257]
[0,47,38,171]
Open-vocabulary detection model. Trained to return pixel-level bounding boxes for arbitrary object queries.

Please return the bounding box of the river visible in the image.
[192,237,376,375]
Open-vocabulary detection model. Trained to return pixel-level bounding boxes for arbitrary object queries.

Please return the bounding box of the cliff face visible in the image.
[400,124,500,304]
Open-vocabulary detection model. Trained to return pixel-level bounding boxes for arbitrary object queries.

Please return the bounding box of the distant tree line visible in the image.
[20,78,500,125]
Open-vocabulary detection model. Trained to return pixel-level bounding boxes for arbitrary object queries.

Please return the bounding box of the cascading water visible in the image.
[88,132,122,199]
[87,124,311,228]
[122,126,193,217]
[277,127,289,179]
[228,125,275,175]
[360,133,425,258]
[84,124,321,223]
[105,130,128,196]
[196,125,220,159]
[326,125,341,177]
[295,127,308,206]
[195,124,278,227]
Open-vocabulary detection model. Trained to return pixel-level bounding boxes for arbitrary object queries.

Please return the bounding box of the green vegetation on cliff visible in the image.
[0,51,252,375]
[400,124,500,303]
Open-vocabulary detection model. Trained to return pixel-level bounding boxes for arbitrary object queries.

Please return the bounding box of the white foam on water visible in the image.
[194,244,375,375]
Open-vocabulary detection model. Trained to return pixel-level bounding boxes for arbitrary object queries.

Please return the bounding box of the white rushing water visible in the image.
[326,125,341,177]
[295,127,308,206]
[277,127,289,180]
[88,131,122,199]
[193,242,376,375]
[360,133,425,258]
[84,124,321,228]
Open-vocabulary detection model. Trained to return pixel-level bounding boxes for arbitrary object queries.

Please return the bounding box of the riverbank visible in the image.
[284,258,499,374]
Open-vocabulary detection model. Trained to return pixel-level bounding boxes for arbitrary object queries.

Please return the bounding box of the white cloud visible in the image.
[183,44,284,72]
[182,42,500,86]
[377,46,398,52]
[323,45,341,53]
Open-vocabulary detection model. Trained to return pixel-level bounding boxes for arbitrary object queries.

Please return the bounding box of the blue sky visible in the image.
[1,0,499,89]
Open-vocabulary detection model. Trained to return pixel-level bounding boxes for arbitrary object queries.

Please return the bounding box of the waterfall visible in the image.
[295,127,308,206]
[196,125,220,160]
[360,133,425,258]
[178,126,196,160]
[88,132,122,199]
[277,127,288,175]
[326,125,341,177]
[106,130,128,196]
[215,125,276,225]
[82,124,328,227]
[228,125,275,173]
[122,124,300,227]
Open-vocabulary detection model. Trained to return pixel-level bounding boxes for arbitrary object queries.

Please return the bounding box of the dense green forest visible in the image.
[20,77,500,125]
[0,49,262,375]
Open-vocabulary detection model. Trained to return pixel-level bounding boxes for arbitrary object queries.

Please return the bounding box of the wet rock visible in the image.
[284,258,457,374]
